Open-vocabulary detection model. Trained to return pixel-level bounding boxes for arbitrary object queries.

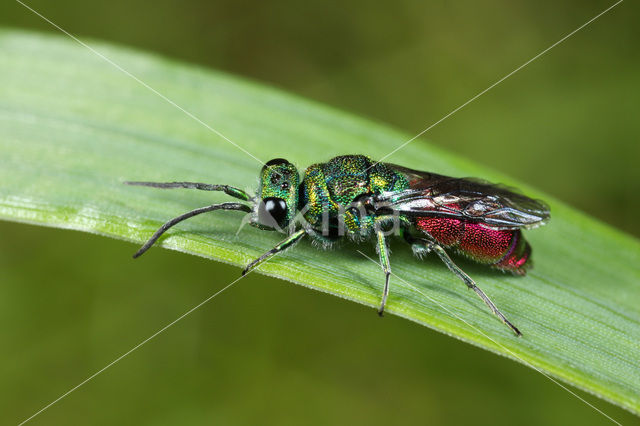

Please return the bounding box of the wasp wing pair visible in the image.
[381,165,549,230]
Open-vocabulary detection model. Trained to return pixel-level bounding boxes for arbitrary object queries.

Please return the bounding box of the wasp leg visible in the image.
[242,229,307,275]
[372,215,406,316]
[133,203,252,258]
[124,181,252,201]
[375,229,392,317]
[407,236,521,336]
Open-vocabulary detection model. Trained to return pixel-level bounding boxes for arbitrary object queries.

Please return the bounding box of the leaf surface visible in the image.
[0,30,638,415]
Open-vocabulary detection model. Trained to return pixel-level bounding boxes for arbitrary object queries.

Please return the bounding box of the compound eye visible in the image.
[265,158,289,167]
[262,158,290,172]
[258,197,288,228]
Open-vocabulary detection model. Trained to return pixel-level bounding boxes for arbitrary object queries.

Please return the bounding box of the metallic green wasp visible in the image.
[126,155,549,336]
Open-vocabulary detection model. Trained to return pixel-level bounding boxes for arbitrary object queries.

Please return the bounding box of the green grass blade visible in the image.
[0,30,638,415]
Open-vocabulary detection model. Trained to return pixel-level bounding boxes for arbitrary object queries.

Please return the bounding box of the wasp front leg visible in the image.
[242,229,307,275]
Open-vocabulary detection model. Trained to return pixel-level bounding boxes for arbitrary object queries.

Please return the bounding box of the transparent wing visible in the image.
[378,164,550,229]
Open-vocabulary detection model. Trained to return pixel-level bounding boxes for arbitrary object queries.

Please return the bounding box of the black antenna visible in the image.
[124,181,252,201]
[133,202,252,258]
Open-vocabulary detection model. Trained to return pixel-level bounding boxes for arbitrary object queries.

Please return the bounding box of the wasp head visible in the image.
[253,158,300,230]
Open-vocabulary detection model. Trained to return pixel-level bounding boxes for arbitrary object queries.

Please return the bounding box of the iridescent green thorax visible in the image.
[299,155,409,230]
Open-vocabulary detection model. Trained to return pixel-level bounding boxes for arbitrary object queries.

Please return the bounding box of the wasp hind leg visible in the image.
[406,234,521,336]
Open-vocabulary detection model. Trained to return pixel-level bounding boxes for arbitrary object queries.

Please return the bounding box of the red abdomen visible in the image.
[415,217,531,275]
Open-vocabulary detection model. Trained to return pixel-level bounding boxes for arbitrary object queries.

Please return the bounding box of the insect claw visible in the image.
[507,320,522,337]
[132,248,146,259]
[242,259,260,276]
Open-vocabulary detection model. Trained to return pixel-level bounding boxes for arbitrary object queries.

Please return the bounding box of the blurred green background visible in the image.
[1,0,638,425]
